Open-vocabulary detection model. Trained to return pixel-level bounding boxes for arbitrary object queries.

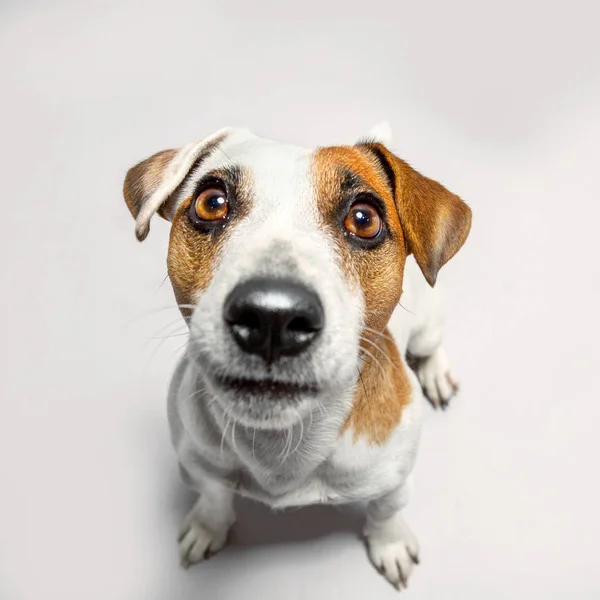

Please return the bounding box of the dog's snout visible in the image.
[223,278,324,362]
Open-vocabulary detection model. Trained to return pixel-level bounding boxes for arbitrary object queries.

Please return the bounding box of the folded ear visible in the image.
[123,148,178,234]
[123,128,235,241]
[364,143,472,286]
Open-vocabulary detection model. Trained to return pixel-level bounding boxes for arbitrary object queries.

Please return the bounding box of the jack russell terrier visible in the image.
[123,123,471,590]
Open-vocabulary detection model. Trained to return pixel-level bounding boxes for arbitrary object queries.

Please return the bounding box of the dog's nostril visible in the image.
[287,316,316,333]
[234,309,263,332]
[223,278,324,362]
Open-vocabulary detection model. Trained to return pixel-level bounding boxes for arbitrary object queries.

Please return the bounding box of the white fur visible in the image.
[415,347,457,409]
[366,120,393,146]
[178,478,236,568]
[150,127,460,588]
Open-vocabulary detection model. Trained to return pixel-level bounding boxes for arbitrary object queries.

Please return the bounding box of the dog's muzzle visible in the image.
[223,278,324,363]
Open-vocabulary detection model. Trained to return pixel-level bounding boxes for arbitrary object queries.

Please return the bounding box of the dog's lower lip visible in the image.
[213,375,319,396]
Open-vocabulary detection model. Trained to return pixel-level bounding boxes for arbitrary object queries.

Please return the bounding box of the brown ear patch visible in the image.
[342,329,412,444]
[123,149,178,221]
[123,131,231,241]
[362,143,472,287]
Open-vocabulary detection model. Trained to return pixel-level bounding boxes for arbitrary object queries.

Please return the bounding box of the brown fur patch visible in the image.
[312,146,406,331]
[342,329,412,444]
[313,143,470,443]
[167,167,253,314]
[123,149,177,220]
[313,146,410,443]
[168,196,222,312]
[362,143,472,286]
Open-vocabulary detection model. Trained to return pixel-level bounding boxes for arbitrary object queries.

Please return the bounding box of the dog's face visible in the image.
[124,126,471,429]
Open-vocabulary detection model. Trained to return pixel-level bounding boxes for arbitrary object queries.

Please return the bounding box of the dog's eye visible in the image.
[344,202,383,239]
[193,186,229,222]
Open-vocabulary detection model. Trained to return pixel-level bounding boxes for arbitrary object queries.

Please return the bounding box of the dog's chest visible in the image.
[234,434,403,508]
[240,473,345,507]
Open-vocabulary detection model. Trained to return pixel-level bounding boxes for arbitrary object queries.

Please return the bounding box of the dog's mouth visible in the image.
[203,372,322,428]
[212,374,320,400]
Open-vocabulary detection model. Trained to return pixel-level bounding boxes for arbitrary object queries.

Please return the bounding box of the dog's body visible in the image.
[124,124,471,589]
[168,257,437,508]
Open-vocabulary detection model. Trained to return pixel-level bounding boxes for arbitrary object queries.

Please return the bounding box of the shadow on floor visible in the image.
[144,414,369,600]
[169,478,364,549]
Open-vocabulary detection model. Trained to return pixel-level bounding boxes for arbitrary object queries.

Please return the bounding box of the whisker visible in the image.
[147,330,189,340]
[361,325,396,344]
[220,414,232,456]
[278,424,294,465]
[125,303,198,327]
[215,145,235,165]
[157,273,170,291]
[144,323,189,358]
[179,387,205,405]
[357,365,367,396]
[398,301,416,316]
[169,341,189,359]
[286,423,295,462]
[148,315,190,337]
[362,337,397,367]
[231,418,239,455]
[360,335,408,383]
[360,335,389,359]
[359,343,393,389]
[290,410,304,458]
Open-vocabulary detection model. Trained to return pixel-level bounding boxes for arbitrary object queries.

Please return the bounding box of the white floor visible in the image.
[1,1,599,599]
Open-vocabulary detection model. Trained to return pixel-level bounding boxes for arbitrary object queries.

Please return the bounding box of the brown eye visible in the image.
[344,202,383,239]
[193,187,229,221]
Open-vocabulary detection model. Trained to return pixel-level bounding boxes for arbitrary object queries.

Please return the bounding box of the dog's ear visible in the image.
[364,121,393,146]
[123,128,236,241]
[362,142,472,287]
[123,148,178,238]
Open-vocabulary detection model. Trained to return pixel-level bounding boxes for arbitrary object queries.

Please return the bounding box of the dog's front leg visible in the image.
[364,478,420,590]
[178,475,236,568]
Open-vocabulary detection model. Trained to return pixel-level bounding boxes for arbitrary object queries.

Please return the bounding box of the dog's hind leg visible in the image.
[409,343,459,410]
[404,273,459,410]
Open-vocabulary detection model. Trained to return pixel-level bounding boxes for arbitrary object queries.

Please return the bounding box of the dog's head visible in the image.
[124,125,471,429]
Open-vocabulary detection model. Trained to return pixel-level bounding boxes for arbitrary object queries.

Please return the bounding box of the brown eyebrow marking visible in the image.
[339,168,363,193]
[358,143,397,198]
[313,145,394,203]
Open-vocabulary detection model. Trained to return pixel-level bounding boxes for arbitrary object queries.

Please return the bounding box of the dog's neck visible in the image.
[199,374,352,490]
[180,331,409,493]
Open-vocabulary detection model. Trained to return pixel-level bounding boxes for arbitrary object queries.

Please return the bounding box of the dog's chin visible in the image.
[204,373,321,430]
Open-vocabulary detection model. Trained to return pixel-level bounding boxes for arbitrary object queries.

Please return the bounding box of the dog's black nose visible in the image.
[223,278,324,362]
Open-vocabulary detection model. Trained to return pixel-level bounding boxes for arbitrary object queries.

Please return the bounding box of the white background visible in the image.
[1,1,599,598]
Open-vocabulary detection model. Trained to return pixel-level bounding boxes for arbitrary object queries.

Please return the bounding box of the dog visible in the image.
[123,122,471,590]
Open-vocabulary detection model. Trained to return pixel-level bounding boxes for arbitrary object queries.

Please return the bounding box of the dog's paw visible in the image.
[365,526,420,591]
[415,346,459,410]
[178,509,233,568]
